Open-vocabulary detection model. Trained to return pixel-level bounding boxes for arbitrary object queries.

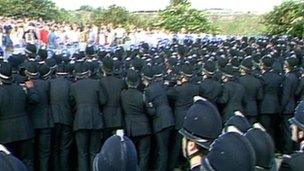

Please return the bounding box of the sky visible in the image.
[51,0,284,13]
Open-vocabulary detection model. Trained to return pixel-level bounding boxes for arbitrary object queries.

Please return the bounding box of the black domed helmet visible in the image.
[202,132,256,171]
[93,130,138,171]
[179,98,222,150]
[244,127,275,169]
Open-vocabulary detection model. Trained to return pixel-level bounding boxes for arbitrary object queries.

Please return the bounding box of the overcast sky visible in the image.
[51,0,283,13]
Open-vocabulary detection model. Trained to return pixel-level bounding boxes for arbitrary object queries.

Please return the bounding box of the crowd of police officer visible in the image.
[0,35,304,171]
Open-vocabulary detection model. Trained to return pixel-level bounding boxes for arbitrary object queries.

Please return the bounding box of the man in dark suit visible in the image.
[238,57,263,124]
[70,62,108,171]
[25,61,54,171]
[121,70,151,171]
[258,56,282,140]
[100,57,126,139]
[281,57,299,154]
[49,63,73,171]
[0,62,37,171]
[167,64,199,171]
[143,65,174,171]
[219,64,245,122]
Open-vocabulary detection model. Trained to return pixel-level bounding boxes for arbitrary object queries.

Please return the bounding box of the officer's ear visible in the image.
[291,124,298,142]
[299,130,304,140]
[187,140,199,155]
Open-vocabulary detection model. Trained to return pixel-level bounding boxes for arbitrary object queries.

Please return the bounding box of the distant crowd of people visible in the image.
[0,17,196,58]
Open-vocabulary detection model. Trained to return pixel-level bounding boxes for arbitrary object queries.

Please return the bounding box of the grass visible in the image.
[210,13,267,36]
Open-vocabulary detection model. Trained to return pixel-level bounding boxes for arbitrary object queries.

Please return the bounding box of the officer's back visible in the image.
[146,79,169,107]
[167,75,199,129]
[219,65,245,121]
[121,84,151,137]
[238,58,263,119]
[239,73,263,114]
[281,63,299,114]
[228,82,246,110]
[70,77,107,130]
[0,74,34,144]
[199,76,222,105]
[28,75,53,129]
[50,75,73,126]
[199,61,222,105]
[259,68,282,114]
[144,72,174,133]
[100,75,125,128]
[100,57,125,128]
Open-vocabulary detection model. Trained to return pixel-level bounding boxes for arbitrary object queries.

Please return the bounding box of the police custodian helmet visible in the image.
[93,130,138,171]
[179,97,222,150]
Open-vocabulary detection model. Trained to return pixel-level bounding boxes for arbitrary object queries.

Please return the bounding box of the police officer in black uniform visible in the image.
[179,97,222,171]
[25,61,54,171]
[258,56,282,140]
[121,70,151,171]
[219,64,245,122]
[167,64,199,171]
[49,62,73,171]
[0,62,36,171]
[238,57,263,124]
[142,65,174,171]
[281,57,299,154]
[279,100,304,171]
[70,62,108,171]
[100,57,126,139]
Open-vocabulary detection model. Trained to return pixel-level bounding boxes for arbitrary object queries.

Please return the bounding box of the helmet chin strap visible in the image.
[188,150,202,160]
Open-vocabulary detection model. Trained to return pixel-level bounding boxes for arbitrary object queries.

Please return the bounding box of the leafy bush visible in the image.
[156,2,215,33]
[264,0,304,38]
[0,0,60,20]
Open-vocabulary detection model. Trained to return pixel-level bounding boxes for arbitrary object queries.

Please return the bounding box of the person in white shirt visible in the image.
[88,27,96,44]
[114,26,125,45]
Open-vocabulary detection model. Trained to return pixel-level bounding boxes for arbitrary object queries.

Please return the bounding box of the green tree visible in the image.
[92,5,150,28]
[77,5,95,12]
[0,0,60,20]
[264,0,304,38]
[156,2,215,33]
[169,0,188,6]
[92,5,127,26]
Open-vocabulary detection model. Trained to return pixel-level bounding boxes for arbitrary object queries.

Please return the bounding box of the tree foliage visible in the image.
[0,0,60,20]
[91,5,153,29]
[169,0,188,6]
[264,0,304,38]
[156,2,215,33]
[92,5,132,26]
